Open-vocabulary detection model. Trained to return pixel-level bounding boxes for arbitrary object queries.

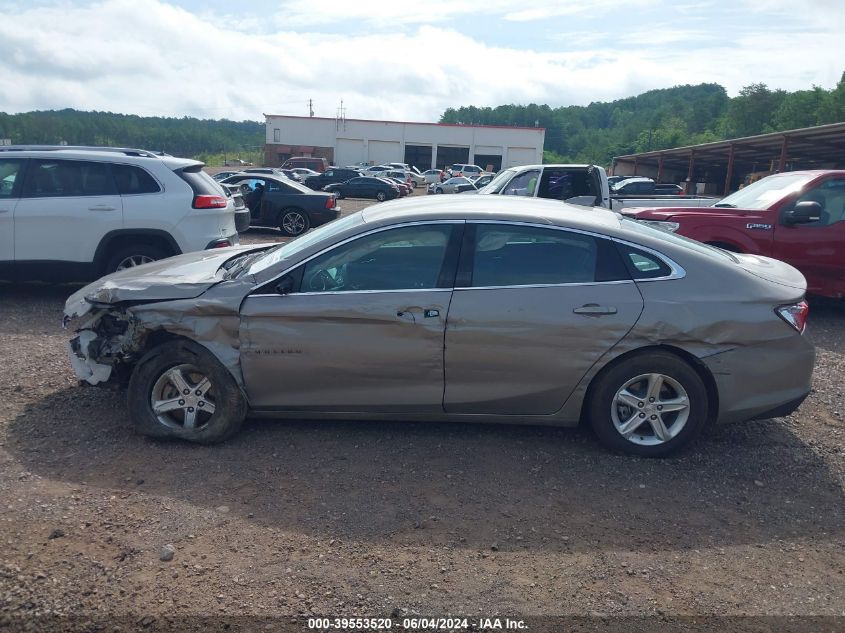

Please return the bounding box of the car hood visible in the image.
[64,244,270,318]
[623,206,758,219]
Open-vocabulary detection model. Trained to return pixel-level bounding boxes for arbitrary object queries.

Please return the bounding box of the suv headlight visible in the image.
[638,220,680,233]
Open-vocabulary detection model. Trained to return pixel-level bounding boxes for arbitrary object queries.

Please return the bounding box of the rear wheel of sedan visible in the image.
[128,341,247,444]
[588,351,708,457]
[279,208,310,236]
[376,191,387,201]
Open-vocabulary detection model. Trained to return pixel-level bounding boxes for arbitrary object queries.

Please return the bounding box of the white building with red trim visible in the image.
[264,114,545,171]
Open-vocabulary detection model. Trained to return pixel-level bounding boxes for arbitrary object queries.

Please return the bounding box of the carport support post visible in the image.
[633,157,639,176]
[431,144,438,170]
[685,151,696,195]
[777,136,790,172]
[656,155,665,183]
[724,144,735,195]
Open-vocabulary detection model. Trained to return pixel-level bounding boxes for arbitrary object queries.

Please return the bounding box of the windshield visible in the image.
[247,213,364,275]
[715,173,816,209]
[476,168,517,194]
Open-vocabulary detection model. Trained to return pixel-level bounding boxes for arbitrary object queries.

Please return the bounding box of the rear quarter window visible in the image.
[112,164,161,194]
[178,166,224,196]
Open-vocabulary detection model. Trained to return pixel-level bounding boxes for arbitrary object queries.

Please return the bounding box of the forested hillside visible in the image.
[441,75,845,164]
[0,109,264,160]
[2,76,843,166]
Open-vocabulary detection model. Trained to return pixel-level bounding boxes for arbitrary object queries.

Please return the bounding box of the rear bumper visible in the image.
[309,207,341,227]
[703,333,815,424]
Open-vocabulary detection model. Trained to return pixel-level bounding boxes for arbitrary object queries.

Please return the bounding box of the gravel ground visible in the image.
[0,194,844,632]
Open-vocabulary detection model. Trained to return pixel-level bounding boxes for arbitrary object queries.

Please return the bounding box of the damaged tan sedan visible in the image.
[64,196,814,456]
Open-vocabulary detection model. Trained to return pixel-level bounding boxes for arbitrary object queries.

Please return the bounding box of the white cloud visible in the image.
[0,0,842,124]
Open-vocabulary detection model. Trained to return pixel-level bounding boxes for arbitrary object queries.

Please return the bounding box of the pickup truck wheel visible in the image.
[105,244,167,274]
[279,208,310,236]
[128,341,247,444]
[588,351,708,457]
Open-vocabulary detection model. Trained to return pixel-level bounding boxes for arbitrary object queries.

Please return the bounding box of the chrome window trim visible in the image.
[248,217,686,298]
[467,220,687,283]
[250,219,465,295]
[250,288,453,298]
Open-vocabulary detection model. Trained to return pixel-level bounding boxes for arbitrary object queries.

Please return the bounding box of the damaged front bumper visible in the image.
[65,307,139,386]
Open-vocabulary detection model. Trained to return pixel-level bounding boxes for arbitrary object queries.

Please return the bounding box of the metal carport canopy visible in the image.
[612,122,845,194]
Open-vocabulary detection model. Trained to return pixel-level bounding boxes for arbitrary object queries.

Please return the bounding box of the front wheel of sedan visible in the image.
[128,341,247,444]
[588,351,708,457]
[279,208,311,236]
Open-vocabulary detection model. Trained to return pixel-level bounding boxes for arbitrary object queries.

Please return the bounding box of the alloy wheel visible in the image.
[116,254,155,270]
[610,373,690,446]
[282,211,307,235]
[150,364,216,431]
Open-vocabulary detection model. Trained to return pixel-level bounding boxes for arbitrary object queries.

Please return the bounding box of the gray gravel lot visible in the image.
[0,194,844,630]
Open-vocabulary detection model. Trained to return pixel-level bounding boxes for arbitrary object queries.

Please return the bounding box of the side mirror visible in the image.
[275,275,295,295]
[784,200,822,225]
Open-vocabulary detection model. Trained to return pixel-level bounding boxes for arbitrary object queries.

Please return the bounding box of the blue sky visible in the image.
[1,0,842,121]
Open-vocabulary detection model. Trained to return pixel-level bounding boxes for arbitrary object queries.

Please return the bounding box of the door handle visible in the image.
[573,304,618,315]
[423,309,440,318]
[88,205,116,211]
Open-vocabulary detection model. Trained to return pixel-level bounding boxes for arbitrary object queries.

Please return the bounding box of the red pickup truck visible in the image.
[625,170,845,298]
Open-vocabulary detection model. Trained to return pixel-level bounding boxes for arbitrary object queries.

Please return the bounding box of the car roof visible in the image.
[0,145,200,169]
[361,194,621,232]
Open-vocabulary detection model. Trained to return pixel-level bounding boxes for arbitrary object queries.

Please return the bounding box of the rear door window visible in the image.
[0,159,25,198]
[22,159,117,197]
[468,224,628,287]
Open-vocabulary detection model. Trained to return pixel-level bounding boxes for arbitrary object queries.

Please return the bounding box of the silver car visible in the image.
[64,196,814,456]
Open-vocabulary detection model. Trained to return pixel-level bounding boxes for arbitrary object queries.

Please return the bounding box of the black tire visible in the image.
[333,189,344,200]
[588,351,708,457]
[278,208,311,236]
[435,187,443,194]
[104,243,167,274]
[376,191,387,202]
[127,341,247,444]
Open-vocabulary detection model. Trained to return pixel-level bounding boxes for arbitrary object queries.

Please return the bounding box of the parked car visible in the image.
[384,170,415,189]
[242,167,284,176]
[455,174,494,193]
[281,157,328,173]
[0,145,247,280]
[219,173,339,236]
[381,177,410,196]
[612,177,684,196]
[289,167,320,181]
[64,195,814,457]
[625,170,845,298]
[212,170,242,181]
[324,176,400,201]
[303,167,362,191]
[451,163,485,179]
[279,169,302,182]
[429,176,473,194]
[421,169,442,184]
[224,158,252,167]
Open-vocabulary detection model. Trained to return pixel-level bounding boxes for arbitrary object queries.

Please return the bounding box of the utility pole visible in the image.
[308,99,314,117]
[336,100,346,131]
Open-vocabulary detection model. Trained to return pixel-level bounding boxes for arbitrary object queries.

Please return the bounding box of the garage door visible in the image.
[368,141,402,165]
[507,147,537,167]
[336,139,365,167]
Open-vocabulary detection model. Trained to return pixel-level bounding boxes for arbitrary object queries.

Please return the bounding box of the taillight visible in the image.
[193,194,228,209]
[776,301,809,333]
[325,196,336,209]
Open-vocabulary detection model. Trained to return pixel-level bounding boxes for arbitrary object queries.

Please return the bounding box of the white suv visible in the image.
[0,146,248,280]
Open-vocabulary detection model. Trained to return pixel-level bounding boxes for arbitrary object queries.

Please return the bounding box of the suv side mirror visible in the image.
[785,200,822,225]
[275,275,295,295]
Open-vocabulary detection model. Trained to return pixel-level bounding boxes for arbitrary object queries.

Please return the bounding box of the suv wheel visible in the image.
[105,244,167,274]
[128,341,247,444]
